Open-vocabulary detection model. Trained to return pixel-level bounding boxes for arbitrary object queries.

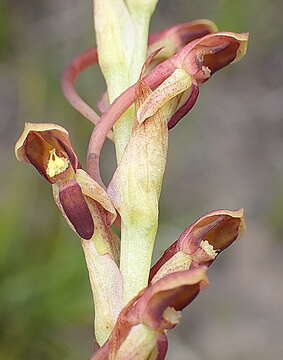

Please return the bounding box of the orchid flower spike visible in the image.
[15,4,250,357]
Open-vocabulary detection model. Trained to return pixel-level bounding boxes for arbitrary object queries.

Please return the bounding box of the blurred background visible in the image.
[1,0,282,359]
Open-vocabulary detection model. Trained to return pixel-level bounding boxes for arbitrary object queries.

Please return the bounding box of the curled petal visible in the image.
[149,19,217,46]
[97,91,110,114]
[150,209,245,281]
[61,48,114,141]
[61,48,101,125]
[54,179,94,240]
[148,19,218,63]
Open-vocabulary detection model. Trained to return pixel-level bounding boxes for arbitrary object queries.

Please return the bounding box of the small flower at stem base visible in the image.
[91,266,208,360]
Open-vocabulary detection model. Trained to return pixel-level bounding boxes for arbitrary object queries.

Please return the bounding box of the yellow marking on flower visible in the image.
[46,149,69,178]
[163,307,181,325]
[200,240,218,259]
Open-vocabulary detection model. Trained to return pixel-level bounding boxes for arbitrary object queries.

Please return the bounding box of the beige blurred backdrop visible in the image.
[0,0,283,359]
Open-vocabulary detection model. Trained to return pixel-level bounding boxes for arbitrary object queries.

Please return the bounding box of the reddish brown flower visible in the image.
[61,19,218,131]
[174,31,249,83]
[91,266,208,360]
[15,123,116,244]
[86,31,248,186]
[150,209,245,282]
[138,32,249,125]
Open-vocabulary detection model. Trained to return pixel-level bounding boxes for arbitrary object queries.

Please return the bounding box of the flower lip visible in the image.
[59,179,94,240]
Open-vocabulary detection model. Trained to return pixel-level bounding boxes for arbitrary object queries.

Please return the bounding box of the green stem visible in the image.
[108,15,151,162]
[120,219,158,304]
[93,0,160,305]
[112,107,136,163]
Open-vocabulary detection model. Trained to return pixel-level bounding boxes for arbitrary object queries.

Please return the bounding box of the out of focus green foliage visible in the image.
[0,1,13,59]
